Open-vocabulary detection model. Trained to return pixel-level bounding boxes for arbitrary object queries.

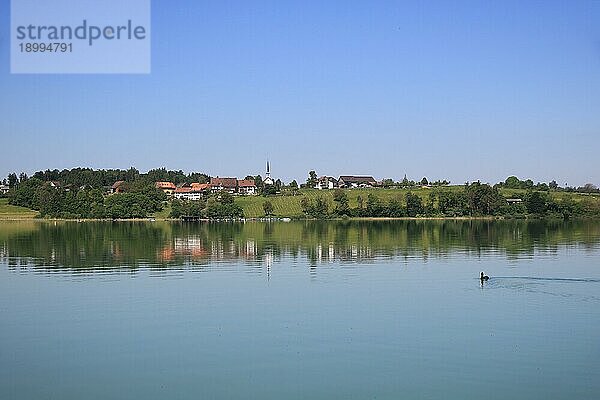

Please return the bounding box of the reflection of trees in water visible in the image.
[1,220,599,272]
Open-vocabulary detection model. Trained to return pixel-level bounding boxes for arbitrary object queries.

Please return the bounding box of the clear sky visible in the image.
[1,0,599,186]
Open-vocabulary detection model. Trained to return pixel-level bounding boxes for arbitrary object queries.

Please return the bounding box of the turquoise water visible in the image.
[1,220,599,399]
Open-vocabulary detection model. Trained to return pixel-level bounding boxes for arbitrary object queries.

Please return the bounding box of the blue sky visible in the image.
[1,0,599,186]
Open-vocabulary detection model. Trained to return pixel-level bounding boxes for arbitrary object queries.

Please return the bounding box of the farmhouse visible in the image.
[315,176,338,190]
[237,179,257,195]
[338,175,377,188]
[190,183,211,193]
[111,180,126,193]
[0,184,9,195]
[174,186,204,201]
[210,177,238,194]
[155,181,176,196]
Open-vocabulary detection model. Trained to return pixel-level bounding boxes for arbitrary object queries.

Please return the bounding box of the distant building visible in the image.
[506,198,523,205]
[190,183,211,193]
[111,181,126,194]
[237,179,257,195]
[210,177,238,194]
[0,184,9,195]
[315,176,338,190]
[263,161,274,186]
[174,186,204,201]
[155,181,177,196]
[338,175,377,188]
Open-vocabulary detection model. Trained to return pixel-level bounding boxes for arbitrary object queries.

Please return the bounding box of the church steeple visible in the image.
[264,160,274,185]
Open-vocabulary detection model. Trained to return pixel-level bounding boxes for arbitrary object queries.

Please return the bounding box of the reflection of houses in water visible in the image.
[244,239,257,260]
[158,237,263,263]
[164,238,377,265]
[312,242,373,263]
[264,250,273,269]
[175,237,208,257]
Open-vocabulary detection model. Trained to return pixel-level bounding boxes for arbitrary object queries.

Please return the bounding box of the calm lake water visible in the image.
[1,220,599,399]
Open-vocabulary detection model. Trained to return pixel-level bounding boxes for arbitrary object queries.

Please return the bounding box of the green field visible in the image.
[0,198,37,219]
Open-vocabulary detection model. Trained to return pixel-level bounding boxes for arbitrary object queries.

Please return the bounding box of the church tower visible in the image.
[264,160,274,185]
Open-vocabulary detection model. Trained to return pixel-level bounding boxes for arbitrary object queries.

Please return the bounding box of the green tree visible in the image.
[263,200,274,216]
[366,194,383,216]
[464,182,504,215]
[333,189,350,216]
[386,196,404,217]
[526,192,547,215]
[405,192,424,217]
[8,173,18,188]
[504,176,521,188]
[425,192,436,215]
[307,171,318,188]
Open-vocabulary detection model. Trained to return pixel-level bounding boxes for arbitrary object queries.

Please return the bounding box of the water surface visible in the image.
[1,220,599,399]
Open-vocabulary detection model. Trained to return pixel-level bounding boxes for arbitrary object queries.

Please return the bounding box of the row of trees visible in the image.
[3,168,212,190]
[497,176,599,193]
[170,192,244,219]
[298,183,598,219]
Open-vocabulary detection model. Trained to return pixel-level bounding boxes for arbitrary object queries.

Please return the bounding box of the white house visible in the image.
[210,177,237,194]
[0,184,10,195]
[315,176,338,190]
[237,179,257,195]
[174,186,205,201]
[338,175,377,188]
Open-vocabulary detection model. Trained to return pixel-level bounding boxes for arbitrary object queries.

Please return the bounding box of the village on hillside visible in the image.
[108,161,399,201]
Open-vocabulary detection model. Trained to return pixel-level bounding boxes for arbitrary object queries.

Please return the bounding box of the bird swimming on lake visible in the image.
[480,272,489,281]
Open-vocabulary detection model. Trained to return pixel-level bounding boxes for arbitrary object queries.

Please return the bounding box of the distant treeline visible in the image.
[299,183,600,219]
[497,176,599,193]
[3,167,211,189]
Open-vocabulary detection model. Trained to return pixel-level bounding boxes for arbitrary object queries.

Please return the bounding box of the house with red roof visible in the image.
[210,177,238,194]
[155,181,177,196]
[237,179,257,195]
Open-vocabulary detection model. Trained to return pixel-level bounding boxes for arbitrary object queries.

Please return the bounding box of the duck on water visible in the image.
[480,272,489,282]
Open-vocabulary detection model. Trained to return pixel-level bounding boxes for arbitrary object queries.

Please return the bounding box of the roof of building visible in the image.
[155,181,176,190]
[190,183,211,191]
[210,177,238,188]
[338,175,377,183]
[237,179,256,187]
[111,180,125,189]
[176,184,211,193]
